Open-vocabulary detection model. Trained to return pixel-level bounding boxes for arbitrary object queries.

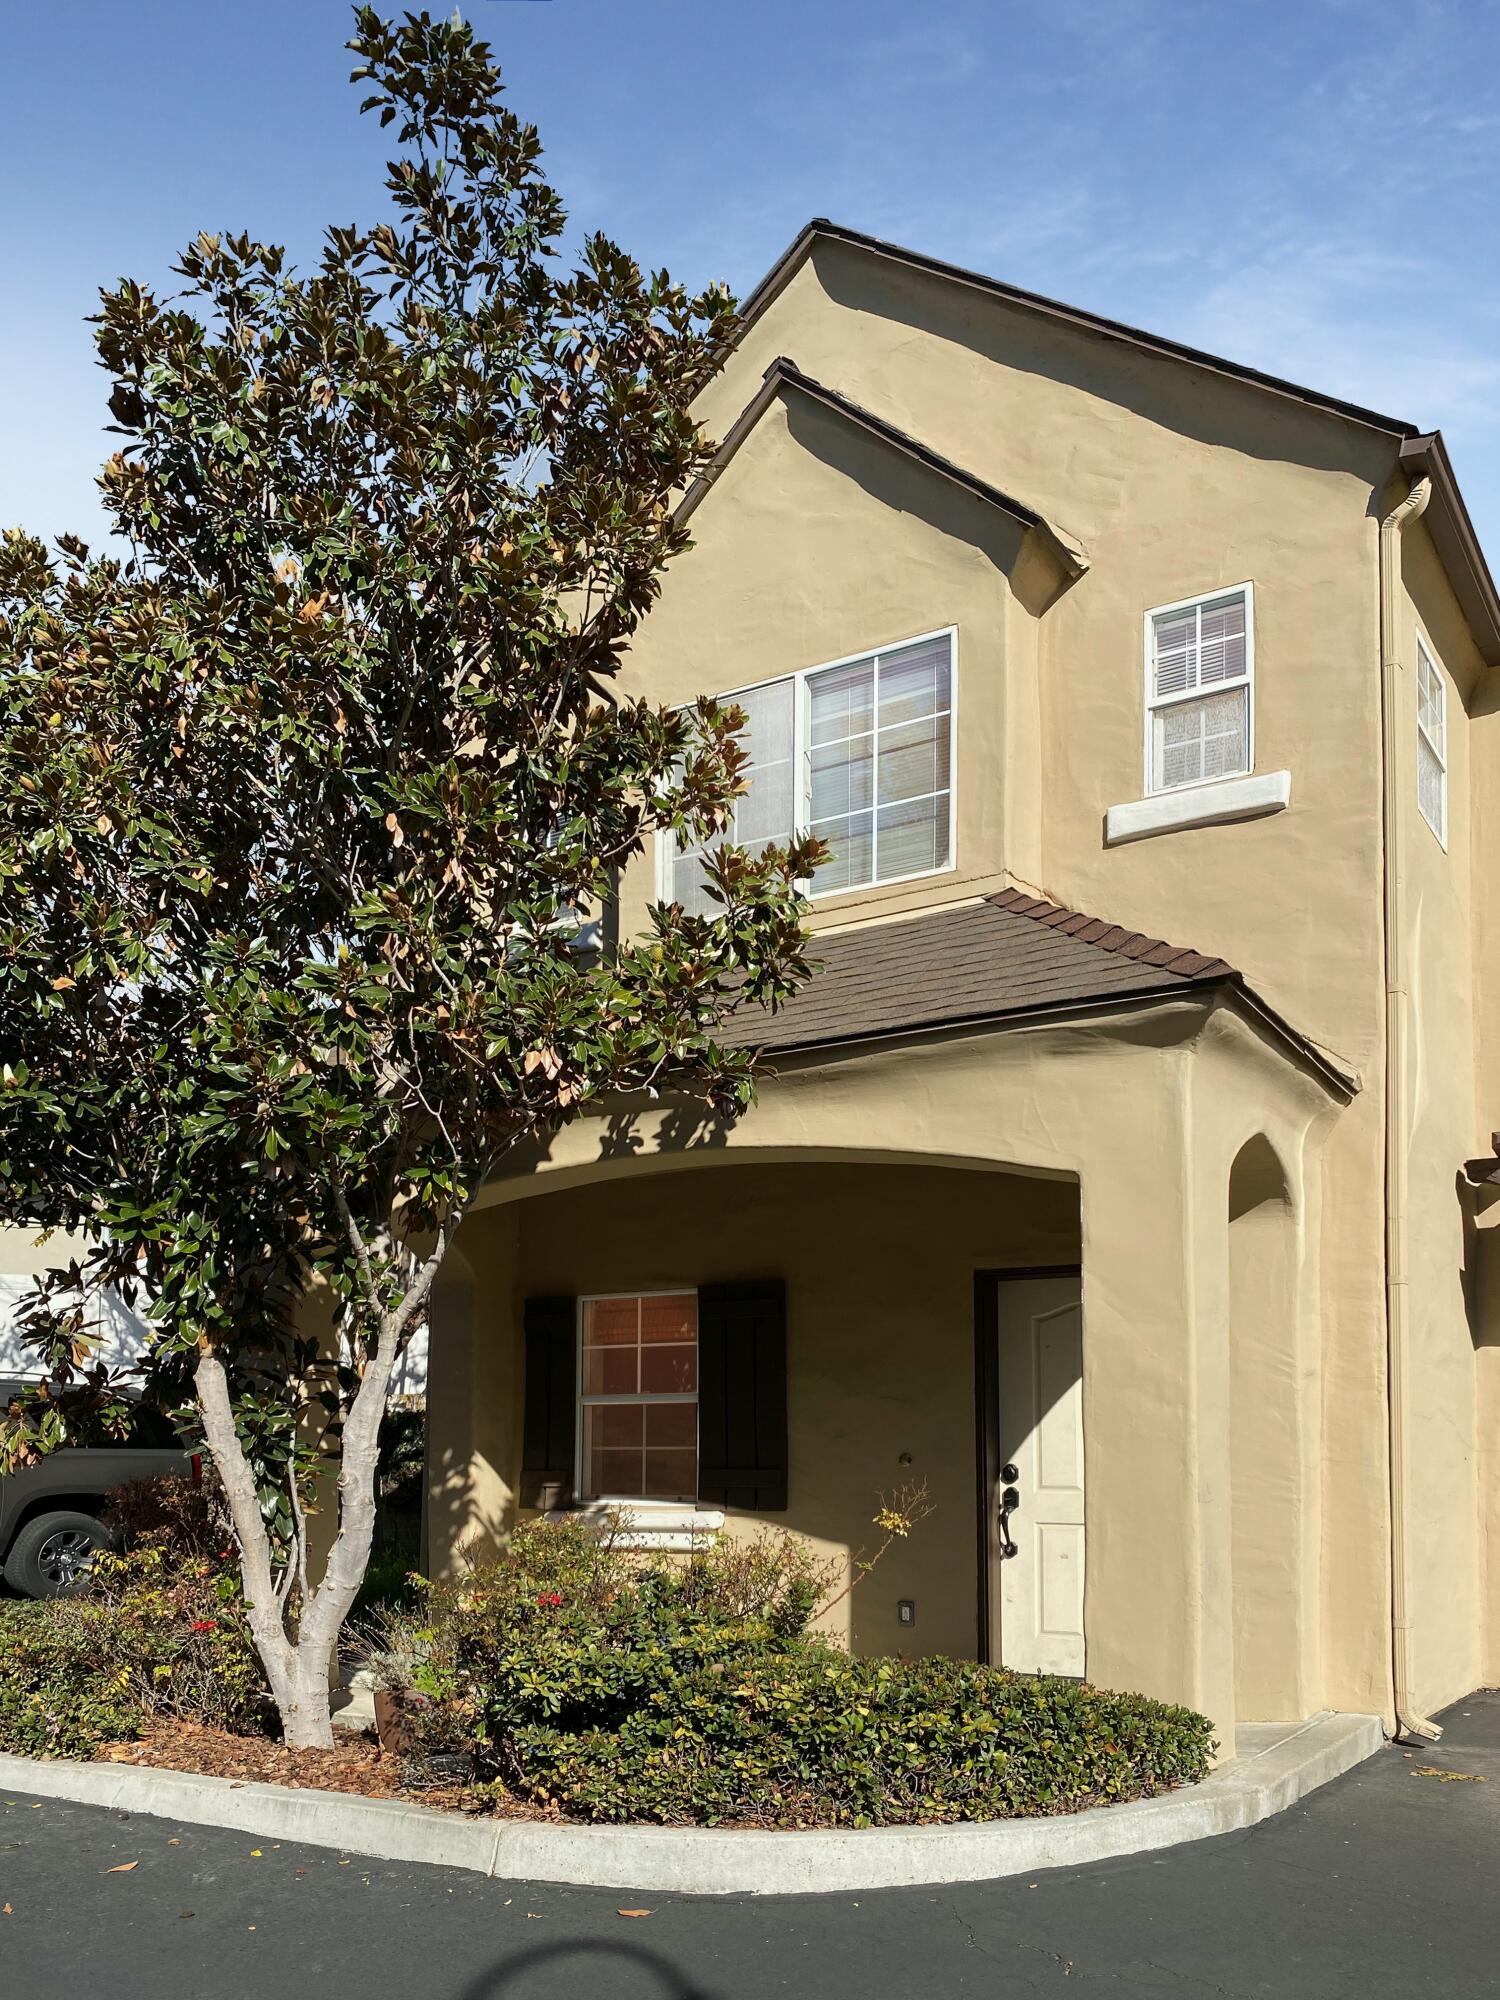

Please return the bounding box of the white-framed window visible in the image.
[662,628,956,914]
[575,1290,698,1503]
[1143,585,1254,795]
[1416,632,1447,846]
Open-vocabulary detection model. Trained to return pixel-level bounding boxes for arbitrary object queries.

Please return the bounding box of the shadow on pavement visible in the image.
[456,1937,722,2000]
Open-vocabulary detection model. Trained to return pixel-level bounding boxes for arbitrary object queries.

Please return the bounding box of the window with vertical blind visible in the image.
[1416,632,1447,845]
[663,629,956,913]
[1144,585,1254,795]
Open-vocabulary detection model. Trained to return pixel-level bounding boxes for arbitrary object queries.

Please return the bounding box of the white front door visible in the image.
[995,1274,1086,1677]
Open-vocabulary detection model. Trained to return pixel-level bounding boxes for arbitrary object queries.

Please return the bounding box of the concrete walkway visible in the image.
[2,1692,1496,1997]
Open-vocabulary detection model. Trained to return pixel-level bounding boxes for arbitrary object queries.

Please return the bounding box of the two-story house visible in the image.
[415,223,1499,1757]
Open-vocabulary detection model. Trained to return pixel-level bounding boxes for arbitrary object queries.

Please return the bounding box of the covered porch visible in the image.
[422,893,1352,1758]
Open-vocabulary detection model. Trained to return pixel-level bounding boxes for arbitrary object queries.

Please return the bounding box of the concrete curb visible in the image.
[0,1711,1382,1896]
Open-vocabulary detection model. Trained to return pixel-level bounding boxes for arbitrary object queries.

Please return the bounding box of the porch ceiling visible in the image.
[724,887,1356,1098]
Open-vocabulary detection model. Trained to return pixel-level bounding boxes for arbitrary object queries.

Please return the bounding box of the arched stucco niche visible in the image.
[1227,1134,1305,1720]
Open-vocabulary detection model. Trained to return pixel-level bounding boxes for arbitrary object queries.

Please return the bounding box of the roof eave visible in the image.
[1399,434,1500,668]
[736,218,1419,440]
[747,975,1358,1102]
[677,356,1086,581]
[733,221,1500,669]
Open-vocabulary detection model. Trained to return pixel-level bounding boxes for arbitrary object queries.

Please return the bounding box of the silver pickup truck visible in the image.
[0,1377,194,1596]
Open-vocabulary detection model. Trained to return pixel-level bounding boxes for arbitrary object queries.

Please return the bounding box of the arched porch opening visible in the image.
[425,1149,1080,1663]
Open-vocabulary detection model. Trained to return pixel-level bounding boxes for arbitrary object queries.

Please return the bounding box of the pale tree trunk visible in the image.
[193,1210,456,1750]
[196,1327,405,1749]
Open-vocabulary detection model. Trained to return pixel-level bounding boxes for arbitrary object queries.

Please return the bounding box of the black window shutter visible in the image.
[697,1279,788,1512]
[520,1295,576,1511]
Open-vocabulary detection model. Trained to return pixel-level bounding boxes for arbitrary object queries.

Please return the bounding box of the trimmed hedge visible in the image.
[373,1519,1214,1827]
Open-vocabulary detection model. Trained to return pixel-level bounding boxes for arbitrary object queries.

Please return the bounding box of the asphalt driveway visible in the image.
[2,1693,1497,1999]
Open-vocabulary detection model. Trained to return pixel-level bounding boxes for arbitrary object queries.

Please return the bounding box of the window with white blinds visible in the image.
[1145,586,1253,794]
[1416,633,1447,844]
[665,629,955,911]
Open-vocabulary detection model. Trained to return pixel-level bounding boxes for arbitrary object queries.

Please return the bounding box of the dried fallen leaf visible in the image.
[617,1909,652,1919]
[1410,1765,1487,1783]
[3,1903,12,1915]
[167,1838,180,1847]
[105,1861,138,1874]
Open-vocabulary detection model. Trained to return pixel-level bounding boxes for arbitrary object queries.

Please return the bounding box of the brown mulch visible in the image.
[94,1720,544,1818]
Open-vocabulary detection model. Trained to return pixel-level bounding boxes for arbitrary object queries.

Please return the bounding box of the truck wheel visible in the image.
[6,1512,112,1598]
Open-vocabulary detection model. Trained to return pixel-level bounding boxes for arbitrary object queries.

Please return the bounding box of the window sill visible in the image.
[547,1503,725,1551]
[1104,770,1291,846]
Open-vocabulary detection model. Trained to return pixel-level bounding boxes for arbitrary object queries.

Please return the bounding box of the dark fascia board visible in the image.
[739,218,1420,439]
[1399,433,1500,668]
[677,356,1087,582]
[753,972,1359,1104]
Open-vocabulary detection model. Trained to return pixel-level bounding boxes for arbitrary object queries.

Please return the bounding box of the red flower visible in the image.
[191,1619,217,1634]
[536,1591,564,1608]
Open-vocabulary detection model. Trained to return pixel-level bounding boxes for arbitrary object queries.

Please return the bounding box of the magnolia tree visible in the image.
[0,9,820,1749]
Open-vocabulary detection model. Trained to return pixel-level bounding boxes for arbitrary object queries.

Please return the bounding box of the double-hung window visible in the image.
[577,1291,698,1503]
[665,629,955,913]
[1144,585,1253,794]
[1416,633,1447,844]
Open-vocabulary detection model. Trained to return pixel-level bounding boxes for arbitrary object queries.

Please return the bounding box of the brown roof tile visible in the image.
[721,886,1241,1059]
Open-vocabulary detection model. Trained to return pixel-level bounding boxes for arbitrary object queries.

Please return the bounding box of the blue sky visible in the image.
[3,0,1497,554]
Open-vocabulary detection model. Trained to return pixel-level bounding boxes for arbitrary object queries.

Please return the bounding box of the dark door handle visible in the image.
[998,1481,1021,1559]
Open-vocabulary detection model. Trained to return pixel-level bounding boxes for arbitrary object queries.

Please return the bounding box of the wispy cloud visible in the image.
[4,0,1499,555]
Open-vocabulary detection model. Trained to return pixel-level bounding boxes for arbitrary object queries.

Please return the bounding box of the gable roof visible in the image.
[725,885,1356,1098]
[678,356,1087,584]
[734,219,1500,666]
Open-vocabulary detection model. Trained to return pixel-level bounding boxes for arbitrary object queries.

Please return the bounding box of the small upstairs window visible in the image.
[1416,633,1447,845]
[1145,585,1253,794]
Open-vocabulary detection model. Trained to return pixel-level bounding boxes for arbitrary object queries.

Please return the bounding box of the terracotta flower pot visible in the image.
[373,1687,418,1756]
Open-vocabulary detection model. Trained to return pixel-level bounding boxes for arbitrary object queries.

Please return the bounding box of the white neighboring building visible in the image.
[0,1228,427,1395]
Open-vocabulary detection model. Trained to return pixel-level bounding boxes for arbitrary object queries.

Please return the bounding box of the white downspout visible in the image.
[1379,472,1441,1743]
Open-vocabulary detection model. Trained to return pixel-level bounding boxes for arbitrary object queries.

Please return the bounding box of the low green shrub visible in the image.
[369,1519,1214,1827]
[89,1537,269,1734]
[0,1600,142,1759]
[0,1477,270,1759]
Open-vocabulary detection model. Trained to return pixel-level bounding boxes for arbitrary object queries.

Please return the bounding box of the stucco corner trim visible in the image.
[1104,771,1291,846]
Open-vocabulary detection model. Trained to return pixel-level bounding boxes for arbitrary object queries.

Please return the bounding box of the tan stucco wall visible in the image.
[691,240,1392,1068]
[1473,648,1500,1682]
[426,994,1348,1752]
[415,242,1497,1734]
[1396,520,1491,1711]
[615,390,1040,929]
[593,243,1447,1724]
